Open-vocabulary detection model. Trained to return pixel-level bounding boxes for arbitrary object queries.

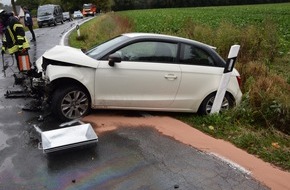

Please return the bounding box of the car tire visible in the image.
[51,85,91,121]
[199,92,234,115]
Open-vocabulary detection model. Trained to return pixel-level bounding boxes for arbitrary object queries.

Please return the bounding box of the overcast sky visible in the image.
[2,0,11,5]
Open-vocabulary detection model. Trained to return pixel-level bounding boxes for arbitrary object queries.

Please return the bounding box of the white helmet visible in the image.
[0,9,6,16]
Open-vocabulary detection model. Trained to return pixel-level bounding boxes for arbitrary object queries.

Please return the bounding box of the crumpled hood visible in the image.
[36,45,99,71]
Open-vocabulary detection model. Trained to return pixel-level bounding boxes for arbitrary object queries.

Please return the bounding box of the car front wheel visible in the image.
[199,92,234,115]
[51,85,91,121]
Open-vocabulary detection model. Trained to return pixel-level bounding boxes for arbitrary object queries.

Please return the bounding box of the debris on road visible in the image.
[33,120,98,154]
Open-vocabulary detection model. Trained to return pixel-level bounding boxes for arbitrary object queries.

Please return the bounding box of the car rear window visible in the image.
[180,44,216,66]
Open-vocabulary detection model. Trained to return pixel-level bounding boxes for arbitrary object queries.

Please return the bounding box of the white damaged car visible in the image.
[33,33,242,121]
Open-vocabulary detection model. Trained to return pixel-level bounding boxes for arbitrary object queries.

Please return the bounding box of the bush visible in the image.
[235,61,289,134]
[250,77,289,133]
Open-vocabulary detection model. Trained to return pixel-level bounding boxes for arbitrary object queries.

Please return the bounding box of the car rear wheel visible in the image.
[199,92,234,115]
[51,85,91,121]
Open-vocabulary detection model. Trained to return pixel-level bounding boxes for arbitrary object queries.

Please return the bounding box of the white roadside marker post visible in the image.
[210,45,240,114]
[76,24,80,37]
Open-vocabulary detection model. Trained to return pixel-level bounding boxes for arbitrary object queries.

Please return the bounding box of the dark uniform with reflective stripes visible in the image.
[0,10,30,71]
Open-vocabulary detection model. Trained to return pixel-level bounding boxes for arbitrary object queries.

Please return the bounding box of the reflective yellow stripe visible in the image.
[8,45,18,54]
[23,42,30,49]
[17,36,25,40]
[7,27,16,44]
[13,23,24,31]
[23,37,30,49]
[8,42,29,54]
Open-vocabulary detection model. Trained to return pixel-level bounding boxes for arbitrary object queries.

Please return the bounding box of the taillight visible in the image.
[236,76,242,87]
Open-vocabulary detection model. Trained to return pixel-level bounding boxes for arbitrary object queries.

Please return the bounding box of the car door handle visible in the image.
[164,74,178,80]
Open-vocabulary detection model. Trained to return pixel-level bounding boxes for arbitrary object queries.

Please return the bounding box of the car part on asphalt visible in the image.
[5,89,31,98]
[4,73,33,98]
[35,120,98,154]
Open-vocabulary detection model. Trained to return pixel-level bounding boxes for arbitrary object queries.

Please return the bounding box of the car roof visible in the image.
[122,33,216,49]
[38,4,59,8]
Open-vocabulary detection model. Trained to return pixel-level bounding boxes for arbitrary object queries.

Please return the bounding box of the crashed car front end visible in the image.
[31,55,55,104]
[31,45,98,109]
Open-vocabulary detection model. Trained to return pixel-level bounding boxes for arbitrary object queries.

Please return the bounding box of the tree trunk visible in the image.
[11,0,17,15]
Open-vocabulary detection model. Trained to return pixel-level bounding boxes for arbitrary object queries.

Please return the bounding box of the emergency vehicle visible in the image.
[82,3,97,16]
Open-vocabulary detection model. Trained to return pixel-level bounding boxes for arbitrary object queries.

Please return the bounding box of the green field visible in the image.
[119,3,290,52]
[120,3,290,34]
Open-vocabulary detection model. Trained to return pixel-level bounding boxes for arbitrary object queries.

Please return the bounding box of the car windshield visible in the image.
[37,7,53,17]
[86,35,128,58]
[63,12,69,16]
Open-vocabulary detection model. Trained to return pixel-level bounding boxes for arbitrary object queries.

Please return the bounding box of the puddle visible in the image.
[0,130,9,151]
[0,154,14,173]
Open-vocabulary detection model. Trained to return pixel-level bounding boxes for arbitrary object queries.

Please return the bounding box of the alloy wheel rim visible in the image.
[205,96,230,114]
[61,90,89,119]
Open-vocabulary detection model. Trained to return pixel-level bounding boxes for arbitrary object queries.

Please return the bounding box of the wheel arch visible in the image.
[48,77,92,104]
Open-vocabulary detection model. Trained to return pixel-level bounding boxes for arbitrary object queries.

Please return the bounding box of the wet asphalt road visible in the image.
[0,19,269,190]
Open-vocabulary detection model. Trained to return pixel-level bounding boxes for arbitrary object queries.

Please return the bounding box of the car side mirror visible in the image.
[108,52,122,67]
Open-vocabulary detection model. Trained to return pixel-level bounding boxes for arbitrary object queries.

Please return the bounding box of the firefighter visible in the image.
[0,9,30,72]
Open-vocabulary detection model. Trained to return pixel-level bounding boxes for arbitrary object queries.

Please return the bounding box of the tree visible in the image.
[11,0,17,14]
[39,0,62,5]
[96,0,113,12]
[14,0,39,11]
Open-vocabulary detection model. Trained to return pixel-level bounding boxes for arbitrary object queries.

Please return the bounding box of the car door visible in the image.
[172,43,224,111]
[94,41,181,109]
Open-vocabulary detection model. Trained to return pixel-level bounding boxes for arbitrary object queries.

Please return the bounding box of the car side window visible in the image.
[116,41,177,63]
[180,44,215,66]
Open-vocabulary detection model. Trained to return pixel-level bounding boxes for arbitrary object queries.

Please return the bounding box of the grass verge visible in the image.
[175,111,290,171]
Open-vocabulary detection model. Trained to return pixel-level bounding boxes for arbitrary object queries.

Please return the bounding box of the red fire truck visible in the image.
[82,3,97,16]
